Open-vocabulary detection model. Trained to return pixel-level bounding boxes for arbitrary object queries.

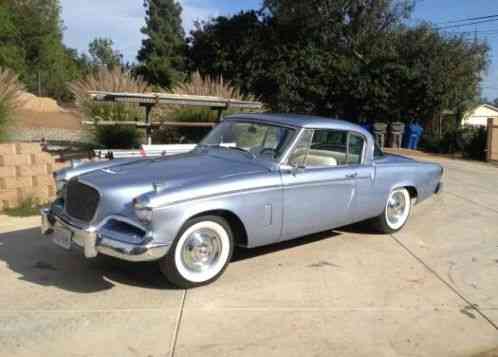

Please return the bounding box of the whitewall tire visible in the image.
[160,215,234,288]
[372,187,412,233]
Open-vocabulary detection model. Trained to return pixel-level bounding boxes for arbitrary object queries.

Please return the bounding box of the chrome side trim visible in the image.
[154,184,281,211]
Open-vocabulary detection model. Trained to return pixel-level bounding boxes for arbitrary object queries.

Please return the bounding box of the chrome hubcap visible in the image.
[181,228,222,273]
[387,191,407,226]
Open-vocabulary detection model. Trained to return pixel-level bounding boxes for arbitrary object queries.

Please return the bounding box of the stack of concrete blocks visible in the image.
[0,143,63,211]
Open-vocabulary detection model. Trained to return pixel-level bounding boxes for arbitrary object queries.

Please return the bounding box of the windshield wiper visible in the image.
[197,144,256,159]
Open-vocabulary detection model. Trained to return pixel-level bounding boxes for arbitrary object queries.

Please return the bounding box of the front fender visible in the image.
[151,183,283,248]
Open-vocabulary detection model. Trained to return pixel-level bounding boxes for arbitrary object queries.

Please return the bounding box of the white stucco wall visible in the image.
[463,105,498,127]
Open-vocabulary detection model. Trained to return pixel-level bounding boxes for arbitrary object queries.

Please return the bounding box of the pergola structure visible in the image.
[85,91,264,144]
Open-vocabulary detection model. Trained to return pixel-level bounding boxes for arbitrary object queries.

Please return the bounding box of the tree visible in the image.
[187,11,263,92]
[0,0,84,100]
[0,5,27,74]
[188,0,489,127]
[88,38,123,69]
[137,0,186,89]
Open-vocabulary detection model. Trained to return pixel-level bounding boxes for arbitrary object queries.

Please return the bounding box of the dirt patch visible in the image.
[15,110,82,130]
[17,92,63,113]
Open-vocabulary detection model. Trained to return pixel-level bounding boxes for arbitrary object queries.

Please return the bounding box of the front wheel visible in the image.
[372,187,412,234]
[159,215,234,288]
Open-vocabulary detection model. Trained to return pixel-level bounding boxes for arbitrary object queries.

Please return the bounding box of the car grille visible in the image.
[65,180,100,223]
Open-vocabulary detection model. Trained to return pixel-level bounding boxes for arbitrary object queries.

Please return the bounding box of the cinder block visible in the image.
[16,164,49,177]
[16,143,41,155]
[47,185,56,198]
[0,166,16,178]
[0,154,32,167]
[33,176,54,188]
[19,187,50,203]
[0,144,17,155]
[0,190,19,203]
[0,177,33,190]
[0,200,16,210]
[31,152,54,165]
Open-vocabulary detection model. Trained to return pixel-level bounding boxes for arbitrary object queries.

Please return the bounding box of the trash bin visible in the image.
[406,121,423,150]
[412,122,423,150]
[373,122,388,149]
[390,122,405,149]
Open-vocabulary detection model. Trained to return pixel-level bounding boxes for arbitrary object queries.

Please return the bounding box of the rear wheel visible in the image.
[159,215,234,288]
[372,187,411,234]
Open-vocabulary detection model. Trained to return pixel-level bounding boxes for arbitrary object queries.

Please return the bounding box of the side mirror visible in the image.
[280,163,305,176]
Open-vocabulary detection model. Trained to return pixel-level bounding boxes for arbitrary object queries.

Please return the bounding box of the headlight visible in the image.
[133,197,153,223]
[71,160,83,168]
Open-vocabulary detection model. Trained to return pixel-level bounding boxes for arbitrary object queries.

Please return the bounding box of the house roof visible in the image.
[466,104,498,117]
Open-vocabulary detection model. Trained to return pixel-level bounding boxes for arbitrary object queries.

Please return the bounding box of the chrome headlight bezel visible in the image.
[133,197,153,224]
[55,179,67,197]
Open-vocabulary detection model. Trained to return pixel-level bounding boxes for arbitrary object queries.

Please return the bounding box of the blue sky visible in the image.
[61,0,498,99]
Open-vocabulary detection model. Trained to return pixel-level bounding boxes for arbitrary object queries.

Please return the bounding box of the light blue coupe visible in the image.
[41,114,443,288]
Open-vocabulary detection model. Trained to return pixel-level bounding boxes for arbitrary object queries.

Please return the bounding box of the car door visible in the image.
[280,128,360,240]
[345,132,376,222]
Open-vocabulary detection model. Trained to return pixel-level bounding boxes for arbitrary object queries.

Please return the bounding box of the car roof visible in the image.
[225,113,369,134]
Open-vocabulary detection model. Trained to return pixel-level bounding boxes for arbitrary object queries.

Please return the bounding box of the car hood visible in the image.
[80,151,269,190]
[75,150,270,221]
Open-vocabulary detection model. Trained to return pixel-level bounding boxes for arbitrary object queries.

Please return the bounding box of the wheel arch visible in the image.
[189,209,249,248]
[390,183,418,199]
[404,185,418,200]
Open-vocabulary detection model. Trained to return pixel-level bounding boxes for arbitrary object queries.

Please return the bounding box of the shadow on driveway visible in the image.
[0,227,173,293]
[0,222,375,293]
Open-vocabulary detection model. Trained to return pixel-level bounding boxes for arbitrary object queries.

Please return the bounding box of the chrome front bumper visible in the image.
[41,208,169,262]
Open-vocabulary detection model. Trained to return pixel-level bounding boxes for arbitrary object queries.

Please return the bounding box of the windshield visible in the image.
[200,120,296,162]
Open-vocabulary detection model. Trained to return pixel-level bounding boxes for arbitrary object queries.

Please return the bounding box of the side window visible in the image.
[288,129,365,168]
[306,129,348,166]
[347,134,365,165]
[288,129,313,167]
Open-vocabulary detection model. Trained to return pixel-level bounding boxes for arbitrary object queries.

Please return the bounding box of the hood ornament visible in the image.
[152,181,167,193]
[101,168,118,174]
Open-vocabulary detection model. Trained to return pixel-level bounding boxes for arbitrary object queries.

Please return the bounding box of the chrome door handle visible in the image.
[345,172,358,179]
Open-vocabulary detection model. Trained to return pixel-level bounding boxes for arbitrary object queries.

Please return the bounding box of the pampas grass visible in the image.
[69,67,151,147]
[69,67,151,120]
[173,71,257,101]
[0,67,25,141]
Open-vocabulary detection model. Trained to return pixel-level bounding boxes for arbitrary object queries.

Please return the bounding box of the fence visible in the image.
[488,118,498,164]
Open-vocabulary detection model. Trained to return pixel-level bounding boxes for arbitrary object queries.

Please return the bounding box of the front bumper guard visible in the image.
[41,208,169,262]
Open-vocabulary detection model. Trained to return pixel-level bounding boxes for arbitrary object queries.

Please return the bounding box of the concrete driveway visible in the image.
[0,155,497,357]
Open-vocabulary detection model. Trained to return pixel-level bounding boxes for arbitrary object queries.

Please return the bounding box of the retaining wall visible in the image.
[0,143,64,211]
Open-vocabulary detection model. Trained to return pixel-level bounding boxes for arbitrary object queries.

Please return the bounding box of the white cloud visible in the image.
[179,0,220,33]
[60,0,251,63]
[61,0,145,62]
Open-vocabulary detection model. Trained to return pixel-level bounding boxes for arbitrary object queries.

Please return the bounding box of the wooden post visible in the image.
[488,118,494,162]
[141,104,154,145]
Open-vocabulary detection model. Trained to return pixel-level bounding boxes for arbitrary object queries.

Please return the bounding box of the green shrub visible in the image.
[461,126,487,160]
[70,67,150,148]
[420,126,487,160]
[94,125,141,149]
[4,197,44,217]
